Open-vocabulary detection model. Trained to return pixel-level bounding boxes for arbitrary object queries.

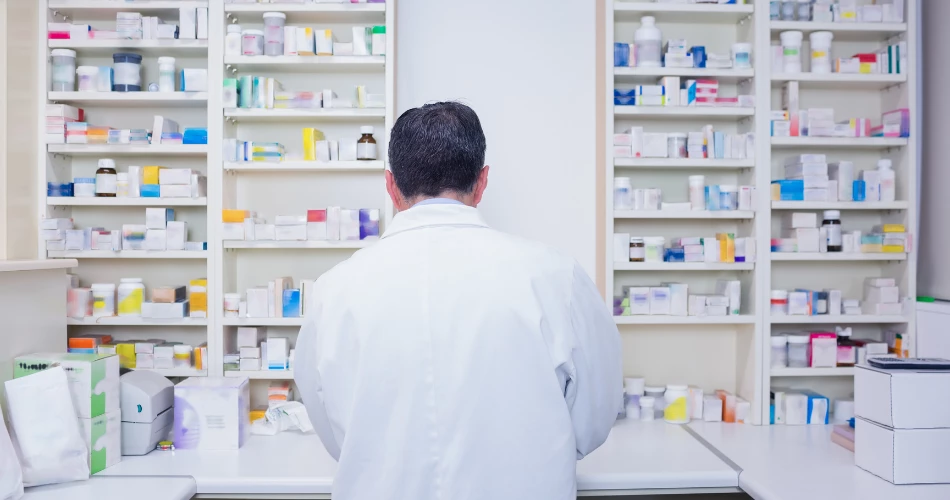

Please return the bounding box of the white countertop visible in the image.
[688,421,950,500]
[0,259,77,272]
[23,476,195,500]
[102,419,739,496]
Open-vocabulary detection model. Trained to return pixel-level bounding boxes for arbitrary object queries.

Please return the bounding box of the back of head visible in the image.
[389,101,487,199]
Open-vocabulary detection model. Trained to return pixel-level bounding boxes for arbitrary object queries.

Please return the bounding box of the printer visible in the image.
[120,370,174,455]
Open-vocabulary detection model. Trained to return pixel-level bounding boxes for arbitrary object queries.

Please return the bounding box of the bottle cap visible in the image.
[877,159,893,169]
[771,336,788,346]
[641,15,655,25]
[360,126,374,135]
[823,210,840,219]
[98,158,116,170]
[228,24,242,33]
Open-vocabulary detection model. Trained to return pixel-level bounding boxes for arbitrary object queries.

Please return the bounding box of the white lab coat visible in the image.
[295,203,622,500]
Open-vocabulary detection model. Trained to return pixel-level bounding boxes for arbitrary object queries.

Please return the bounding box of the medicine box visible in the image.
[855,417,950,485]
[14,352,119,418]
[173,376,250,450]
[78,408,121,474]
[237,326,266,348]
[855,365,950,429]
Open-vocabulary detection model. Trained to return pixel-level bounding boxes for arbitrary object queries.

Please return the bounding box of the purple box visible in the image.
[174,376,249,450]
[359,208,380,240]
[881,108,910,138]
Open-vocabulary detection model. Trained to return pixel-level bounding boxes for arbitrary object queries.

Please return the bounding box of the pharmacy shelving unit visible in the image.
[37,0,213,378]
[605,0,919,424]
[758,0,918,417]
[213,1,394,397]
[606,1,764,423]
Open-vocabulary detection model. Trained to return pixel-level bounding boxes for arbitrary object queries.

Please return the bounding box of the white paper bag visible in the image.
[0,409,23,500]
[4,366,89,486]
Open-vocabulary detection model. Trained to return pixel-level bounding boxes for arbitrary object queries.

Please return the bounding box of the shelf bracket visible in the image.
[51,10,69,22]
[226,13,235,21]
[738,13,753,25]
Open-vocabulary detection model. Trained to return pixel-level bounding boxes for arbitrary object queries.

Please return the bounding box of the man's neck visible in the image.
[407,192,474,207]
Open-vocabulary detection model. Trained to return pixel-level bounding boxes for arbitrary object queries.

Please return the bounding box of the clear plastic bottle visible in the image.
[877,159,896,202]
[158,57,176,92]
[634,16,662,68]
[51,49,77,91]
[263,12,286,56]
[225,24,242,56]
[614,177,633,210]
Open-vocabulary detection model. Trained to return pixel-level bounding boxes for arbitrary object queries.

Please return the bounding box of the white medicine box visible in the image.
[173,376,249,450]
[854,365,950,429]
[855,417,950,485]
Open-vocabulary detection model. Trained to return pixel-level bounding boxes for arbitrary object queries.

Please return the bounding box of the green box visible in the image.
[14,352,119,418]
[79,409,121,474]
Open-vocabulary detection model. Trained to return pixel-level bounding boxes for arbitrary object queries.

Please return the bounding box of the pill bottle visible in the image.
[51,49,77,91]
[809,31,833,73]
[781,0,796,20]
[225,24,243,56]
[779,31,803,73]
[877,159,896,202]
[732,43,752,69]
[116,173,129,197]
[719,185,738,211]
[224,293,241,317]
[688,175,705,211]
[624,376,645,396]
[836,328,857,367]
[634,16,662,68]
[112,52,143,92]
[667,133,687,159]
[158,57,176,92]
[173,345,193,367]
[771,335,789,368]
[770,290,788,315]
[663,385,690,424]
[263,12,286,56]
[614,177,633,210]
[639,396,656,421]
[76,66,99,92]
[796,0,812,21]
[629,237,645,262]
[787,335,810,368]
[242,29,264,56]
[91,283,117,317]
[357,126,377,160]
[822,210,842,252]
[117,278,144,316]
[96,158,118,197]
[625,394,641,420]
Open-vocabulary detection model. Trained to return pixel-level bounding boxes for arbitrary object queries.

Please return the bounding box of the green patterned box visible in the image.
[14,352,119,418]
[79,409,121,474]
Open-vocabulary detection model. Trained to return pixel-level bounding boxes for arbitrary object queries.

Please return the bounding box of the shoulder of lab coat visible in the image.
[565,262,623,459]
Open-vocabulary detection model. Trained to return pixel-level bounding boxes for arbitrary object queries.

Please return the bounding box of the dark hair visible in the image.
[388,101,487,199]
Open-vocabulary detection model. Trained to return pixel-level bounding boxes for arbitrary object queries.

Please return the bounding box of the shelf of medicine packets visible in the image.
[224,2,385,23]
[47,1,208,16]
[47,144,208,157]
[223,56,385,73]
[614,210,754,220]
[771,252,907,262]
[771,201,909,210]
[48,39,208,56]
[67,317,208,326]
[770,315,908,325]
[223,240,373,250]
[48,92,209,108]
[222,318,304,327]
[770,367,856,377]
[614,106,754,119]
[613,2,753,24]
[770,137,908,149]
[613,67,754,82]
[224,160,384,172]
[136,367,207,378]
[770,73,907,90]
[614,158,755,169]
[48,197,207,207]
[614,262,754,271]
[769,21,907,40]
[614,315,755,326]
[223,108,386,122]
[47,250,207,259]
[225,370,294,380]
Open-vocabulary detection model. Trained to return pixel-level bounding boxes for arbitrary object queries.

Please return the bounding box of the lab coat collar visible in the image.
[382,203,490,239]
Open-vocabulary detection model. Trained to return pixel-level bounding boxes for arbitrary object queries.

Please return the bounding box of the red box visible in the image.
[307,209,327,222]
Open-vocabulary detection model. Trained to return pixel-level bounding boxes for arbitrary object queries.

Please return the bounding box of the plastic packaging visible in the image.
[51,49,76,91]
[771,290,788,315]
[781,0,797,20]
[76,66,98,92]
[732,43,752,69]
[644,237,665,262]
[91,283,116,317]
[689,175,705,211]
[224,293,241,317]
[118,278,144,316]
[809,31,833,73]
[116,172,129,197]
[719,185,738,210]
[158,56,176,92]
[639,396,656,421]
[780,31,803,73]
[225,24,242,56]
[797,0,812,21]
[614,177,633,210]
[0,407,23,499]
[634,16,662,68]
[667,133,687,158]
[771,335,788,368]
[663,385,690,424]
[787,335,810,368]
[74,178,96,197]
[263,12,286,56]
[242,29,264,56]
[112,52,142,92]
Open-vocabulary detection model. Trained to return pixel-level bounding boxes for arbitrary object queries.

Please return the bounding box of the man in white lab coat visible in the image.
[295,101,622,500]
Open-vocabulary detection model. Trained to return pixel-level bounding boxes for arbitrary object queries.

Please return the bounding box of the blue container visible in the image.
[112,52,142,92]
[614,43,630,67]
[182,128,208,145]
[690,46,707,68]
[853,180,867,201]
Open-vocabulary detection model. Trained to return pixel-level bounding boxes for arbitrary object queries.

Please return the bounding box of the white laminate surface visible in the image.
[0,259,77,272]
[102,419,739,496]
[688,421,950,500]
[22,476,196,500]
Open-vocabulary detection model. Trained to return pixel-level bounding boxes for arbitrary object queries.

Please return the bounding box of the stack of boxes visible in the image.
[239,276,312,319]
[771,390,830,425]
[612,125,754,160]
[46,104,83,144]
[142,284,189,319]
[613,279,742,318]
[221,208,379,242]
[14,353,121,474]
[774,83,907,139]
[228,327,294,372]
[771,155,896,204]
[613,77,752,108]
[863,277,903,316]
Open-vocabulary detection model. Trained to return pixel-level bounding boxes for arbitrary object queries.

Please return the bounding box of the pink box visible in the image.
[881,108,910,138]
[809,332,838,368]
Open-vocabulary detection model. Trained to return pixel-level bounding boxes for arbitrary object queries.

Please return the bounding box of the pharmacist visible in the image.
[295,101,622,500]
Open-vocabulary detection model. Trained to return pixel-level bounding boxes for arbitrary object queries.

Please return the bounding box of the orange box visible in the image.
[716,389,737,423]
[222,209,249,223]
[68,335,113,349]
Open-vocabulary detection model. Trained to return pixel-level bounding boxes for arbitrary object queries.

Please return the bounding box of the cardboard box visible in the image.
[78,409,121,474]
[856,417,950,484]
[173,377,249,450]
[855,365,950,429]
[14,352,119,418]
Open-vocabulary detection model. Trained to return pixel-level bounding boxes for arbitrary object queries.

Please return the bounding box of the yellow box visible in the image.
[302,128,325,161]
[143,166,164,185]
[356,85,366,108]
[223,209,249,223]
[862,244,883,253]
[250,407,267,423]
[717,233,735,263]
[882,245,905,253]
[115,343,136,369]
[770,183,781,201]
[880,224,906,233]
[189,278,208,317]
[195,343,206,370]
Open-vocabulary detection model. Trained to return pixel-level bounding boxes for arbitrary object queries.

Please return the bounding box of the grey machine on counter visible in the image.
[119,369,174,455]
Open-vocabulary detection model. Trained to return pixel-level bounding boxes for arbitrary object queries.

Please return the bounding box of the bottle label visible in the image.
[357,143,377,160]
[826,225,842,246]
[96,173,117,194]
[630,247,645,260]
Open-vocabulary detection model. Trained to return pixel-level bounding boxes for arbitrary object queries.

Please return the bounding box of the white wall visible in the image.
[395,0,597,277]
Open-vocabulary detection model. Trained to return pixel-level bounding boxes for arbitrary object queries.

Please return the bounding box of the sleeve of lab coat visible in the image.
[566,263,623,459]
[294,285,343,461]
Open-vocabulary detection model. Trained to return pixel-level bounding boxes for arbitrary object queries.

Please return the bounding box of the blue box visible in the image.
[140,185,160,198]
[282,289,301,318]
[359,209,379,240]
[853,180,867,201]
[614,42,630,67]
[801,390,830,424]
[772,180,804,201]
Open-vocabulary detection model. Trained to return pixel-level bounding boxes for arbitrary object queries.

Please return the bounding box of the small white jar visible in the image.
[242,29,264,56]
[91,283,117,317]
[639,396,656,421]
[664,385,690,424]
[614,177,633,210]
[117,278,144,316]
[225,24,242,56]
[158,56,176,92]
[771,335,789,368]
[224,293,241,317]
